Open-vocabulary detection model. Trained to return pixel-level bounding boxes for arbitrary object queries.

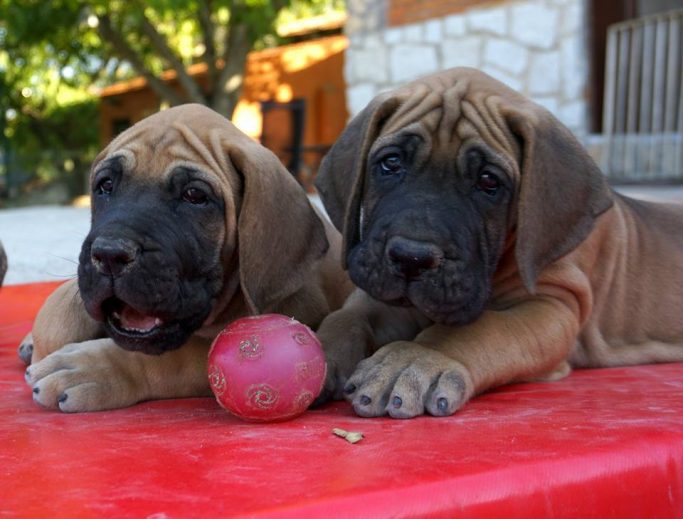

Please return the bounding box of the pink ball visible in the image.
[207,314,326,422]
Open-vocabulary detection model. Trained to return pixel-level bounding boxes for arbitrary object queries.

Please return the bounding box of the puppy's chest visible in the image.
[196,293,250,341]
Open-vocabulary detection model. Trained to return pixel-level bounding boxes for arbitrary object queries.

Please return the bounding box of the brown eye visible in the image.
[182,187,208,205]
[96,177,114,195]
[476,172,500,195]
[380,154,402,175]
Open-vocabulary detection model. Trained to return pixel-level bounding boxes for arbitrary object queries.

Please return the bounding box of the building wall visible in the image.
[238,35,348,147]
[344,0,590,136]
[99,35,348,159]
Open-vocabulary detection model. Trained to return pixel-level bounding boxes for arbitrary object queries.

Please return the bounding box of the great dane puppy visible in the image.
[315,67,683,419]
[22,104,352,412]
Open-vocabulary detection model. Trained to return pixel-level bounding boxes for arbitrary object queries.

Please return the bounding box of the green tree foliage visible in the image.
[0,0,343,201]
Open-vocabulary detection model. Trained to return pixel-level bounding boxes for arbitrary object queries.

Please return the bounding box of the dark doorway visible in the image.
[259,99,306,181]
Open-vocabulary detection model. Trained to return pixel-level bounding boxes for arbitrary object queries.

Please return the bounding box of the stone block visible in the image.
[467,6,508,36]
[345,0,386,35]
[558,100,587,133]
[484,38,529,75]
[424,19,443,43]
[403,23,424,43]
[560,34,587,100]
[347,45,388,83]
[390,44,439,83]
[347,83,377,117]
[510,2,559,49]
[444,13,467,37]
[442,36,483,69]
[528,50,561,95]
[384,26,404,45]
[560,0,583,37]
[364,33,383,50]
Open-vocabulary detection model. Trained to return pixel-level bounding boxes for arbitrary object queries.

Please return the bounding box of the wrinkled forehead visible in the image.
[90,112,245,195]
[95,122,219,172]
[377,73,521,160]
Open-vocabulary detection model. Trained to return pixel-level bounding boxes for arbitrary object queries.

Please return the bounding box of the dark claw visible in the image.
[18,343,33,365]
[359,395,372,406]
[437,397,448,413]
[25,368,32,381]
[58,393,68,404]
[392,395,402,408]
[32,386,40,394]
[343,383,357,395]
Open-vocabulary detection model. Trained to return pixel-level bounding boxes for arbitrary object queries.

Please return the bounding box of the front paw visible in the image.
[344,342,473,419]
[24,339,144,412]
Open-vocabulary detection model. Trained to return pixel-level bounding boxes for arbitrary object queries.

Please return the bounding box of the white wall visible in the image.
[344,0,590,136]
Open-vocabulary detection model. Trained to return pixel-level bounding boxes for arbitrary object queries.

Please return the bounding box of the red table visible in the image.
[1,282,682,518]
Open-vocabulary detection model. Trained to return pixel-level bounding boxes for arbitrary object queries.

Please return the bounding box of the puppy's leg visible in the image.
[315,289,430,403]
[20,278,104,365]
[345,296,580,418]
[25,335,212,412]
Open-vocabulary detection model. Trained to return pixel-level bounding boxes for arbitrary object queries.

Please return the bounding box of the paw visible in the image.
[24,339,143,412]
[18,333,34,365]
[343,342,473,418]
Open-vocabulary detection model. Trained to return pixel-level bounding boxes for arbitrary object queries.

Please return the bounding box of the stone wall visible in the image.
[344,0,590,136]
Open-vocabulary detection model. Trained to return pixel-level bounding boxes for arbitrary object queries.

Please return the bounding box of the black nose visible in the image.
[90,236,139,277]
[386,236,443,279]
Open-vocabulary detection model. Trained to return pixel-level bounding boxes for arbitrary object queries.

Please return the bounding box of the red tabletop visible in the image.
[1,282,682,518]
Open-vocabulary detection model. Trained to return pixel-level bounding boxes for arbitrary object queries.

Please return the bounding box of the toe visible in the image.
[31,369,79,410]
[57,382,100,413]
[385,365,436,419]
[425,370,468,417]
[25,353,72,386]
[345,364,396,417]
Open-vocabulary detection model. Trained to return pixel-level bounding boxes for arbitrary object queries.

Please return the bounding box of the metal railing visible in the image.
[602,8,683,181]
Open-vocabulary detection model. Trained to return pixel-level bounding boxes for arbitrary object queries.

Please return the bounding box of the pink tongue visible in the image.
[119,305,161,332]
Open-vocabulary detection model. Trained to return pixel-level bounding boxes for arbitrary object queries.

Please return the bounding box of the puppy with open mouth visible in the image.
[21,104,352,412]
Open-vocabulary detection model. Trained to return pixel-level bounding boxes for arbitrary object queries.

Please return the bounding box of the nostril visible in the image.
[388,247,438,270]
[386,237,443,279]
[90,237,139,276]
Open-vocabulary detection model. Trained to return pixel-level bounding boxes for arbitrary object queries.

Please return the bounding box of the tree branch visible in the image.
[198,0,218,93]
[137,8,206,104]
[210,19,251,117]
[97,13,185,106]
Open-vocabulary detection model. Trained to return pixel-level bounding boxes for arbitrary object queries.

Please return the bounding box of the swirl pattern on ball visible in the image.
[239,335,262,359]
[293,390,314,410]
[208,365,226,396]
[292,332,310,345]
[246,383,279,409]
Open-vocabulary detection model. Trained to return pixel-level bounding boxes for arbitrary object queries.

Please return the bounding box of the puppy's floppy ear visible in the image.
[315,94,402,267]
[229,143,329,314]
[505,103,613,292]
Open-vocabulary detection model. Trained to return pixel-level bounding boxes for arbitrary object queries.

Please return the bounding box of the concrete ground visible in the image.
[1,206,90,285]
[0,186,681,286]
